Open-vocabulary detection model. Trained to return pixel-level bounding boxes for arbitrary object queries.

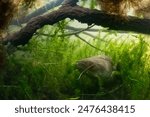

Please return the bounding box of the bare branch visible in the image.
[4,5,150,46]
[75,34,105,52]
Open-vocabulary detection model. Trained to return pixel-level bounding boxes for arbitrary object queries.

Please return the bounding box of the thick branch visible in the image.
[4,5,150,46]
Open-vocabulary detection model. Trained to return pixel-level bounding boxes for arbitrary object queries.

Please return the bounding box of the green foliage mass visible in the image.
[0,21,150,100]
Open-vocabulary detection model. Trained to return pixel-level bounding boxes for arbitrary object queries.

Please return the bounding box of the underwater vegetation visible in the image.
[0,23,150,100]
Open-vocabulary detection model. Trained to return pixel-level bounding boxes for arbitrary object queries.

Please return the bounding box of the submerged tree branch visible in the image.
[4,5,150,46]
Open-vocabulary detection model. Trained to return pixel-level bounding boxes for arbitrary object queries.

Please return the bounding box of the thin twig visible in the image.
[35,24,95,37]
[75,34,104,52]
